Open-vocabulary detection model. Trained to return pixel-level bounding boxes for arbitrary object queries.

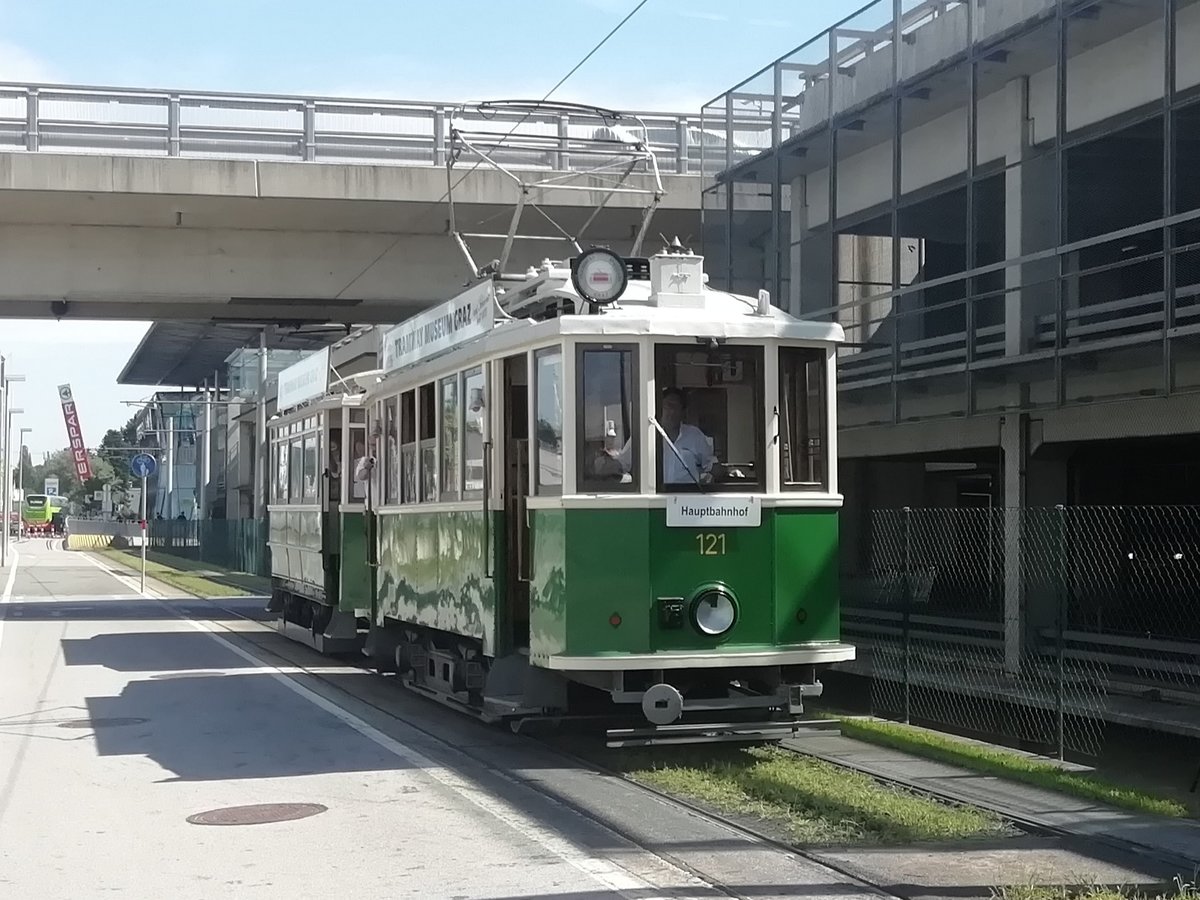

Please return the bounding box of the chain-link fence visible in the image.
[148,518,270,578]
[841,506,1200,760]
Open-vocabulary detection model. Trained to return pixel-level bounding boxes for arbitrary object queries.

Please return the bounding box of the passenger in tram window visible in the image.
[328,437,342,503]
[600,387,716,486]
[351,438,369,500]
[329,439,341,479]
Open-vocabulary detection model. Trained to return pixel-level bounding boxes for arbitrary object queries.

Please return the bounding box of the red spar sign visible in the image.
[57,384,93,482]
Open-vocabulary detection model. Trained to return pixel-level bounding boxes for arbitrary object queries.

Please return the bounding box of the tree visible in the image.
[10,445,35,495]
[30,449,81,500]
[97,414,143,474]
[25,414,144,514]
[30,448,122,513]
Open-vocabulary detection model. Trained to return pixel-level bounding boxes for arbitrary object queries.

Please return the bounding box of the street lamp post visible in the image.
[17,426,31,534]
[0,357,26,569]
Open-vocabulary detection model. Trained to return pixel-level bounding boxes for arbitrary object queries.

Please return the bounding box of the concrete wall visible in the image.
[0,153,703,321]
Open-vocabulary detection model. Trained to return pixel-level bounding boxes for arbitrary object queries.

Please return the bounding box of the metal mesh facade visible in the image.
[703,0,1200,426]
[149,517,270,578]
[843,505,1200,758]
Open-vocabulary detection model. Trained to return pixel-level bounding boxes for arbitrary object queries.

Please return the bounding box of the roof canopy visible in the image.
[117,321,354,387]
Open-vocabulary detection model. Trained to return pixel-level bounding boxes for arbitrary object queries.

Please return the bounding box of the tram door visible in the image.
[324,412,342,607]
[502,354,531,651]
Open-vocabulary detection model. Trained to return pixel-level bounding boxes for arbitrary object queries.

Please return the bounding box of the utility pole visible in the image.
[199,378,210,521]
[255,328,269,520]
[1,354,6,568]
[165,412,175,519]
[0,360,23,568]
[17,427,31,520]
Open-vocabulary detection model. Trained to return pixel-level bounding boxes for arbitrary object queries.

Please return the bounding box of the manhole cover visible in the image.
[186,803,328,826]
[57,717,149,729]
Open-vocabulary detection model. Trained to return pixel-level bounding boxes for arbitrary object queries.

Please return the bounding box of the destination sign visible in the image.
[666,496,762,528]
[277,346,330,412]
[382,280,495,373]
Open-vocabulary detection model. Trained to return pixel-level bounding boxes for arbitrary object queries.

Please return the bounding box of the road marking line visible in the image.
[1,549,17,604]
[175,608,712,900]
[0,547,19,649]
[78,552,162,599]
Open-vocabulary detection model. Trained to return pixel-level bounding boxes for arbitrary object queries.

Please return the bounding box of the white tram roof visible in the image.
[374,251,843,390]
[270,378,370,425]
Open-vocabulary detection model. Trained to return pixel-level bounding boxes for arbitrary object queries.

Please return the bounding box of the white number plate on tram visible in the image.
[666,496,761,528]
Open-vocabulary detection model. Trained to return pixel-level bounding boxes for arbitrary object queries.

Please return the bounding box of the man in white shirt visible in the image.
[605,387,716,486]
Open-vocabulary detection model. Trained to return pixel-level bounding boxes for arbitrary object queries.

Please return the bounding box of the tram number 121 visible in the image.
[695,533,727,556]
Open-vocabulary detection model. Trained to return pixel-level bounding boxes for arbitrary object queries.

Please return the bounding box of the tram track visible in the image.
[125,584,1180,898]
[773,741,1200,880]
[152,592,922,900]
[86,554,1184,894]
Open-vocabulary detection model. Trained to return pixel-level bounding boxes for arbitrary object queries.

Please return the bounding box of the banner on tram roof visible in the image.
[56,384,93,482]
[382,280,495,374]
[276,345,330,412]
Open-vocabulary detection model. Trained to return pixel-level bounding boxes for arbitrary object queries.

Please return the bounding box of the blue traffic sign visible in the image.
[130,453,158,479]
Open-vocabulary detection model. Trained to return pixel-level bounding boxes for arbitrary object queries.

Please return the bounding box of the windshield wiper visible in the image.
[649,415,707,492]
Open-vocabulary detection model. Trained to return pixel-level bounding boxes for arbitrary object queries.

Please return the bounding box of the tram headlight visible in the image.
[571,247,628,305]
[691,587,737,637]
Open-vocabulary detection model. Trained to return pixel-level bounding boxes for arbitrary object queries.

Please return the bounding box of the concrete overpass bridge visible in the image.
[0,83,721,384]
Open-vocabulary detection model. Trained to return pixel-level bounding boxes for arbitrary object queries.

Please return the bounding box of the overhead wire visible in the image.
[333,0,652,300]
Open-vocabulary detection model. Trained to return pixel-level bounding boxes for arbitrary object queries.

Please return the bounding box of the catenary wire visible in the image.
[332,0,652,300]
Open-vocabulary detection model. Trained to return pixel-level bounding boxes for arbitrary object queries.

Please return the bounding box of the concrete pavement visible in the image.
[0,543,717,899]
[0,543,1178,899]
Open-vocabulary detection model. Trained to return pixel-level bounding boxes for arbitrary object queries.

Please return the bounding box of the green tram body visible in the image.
[267,248,855,744]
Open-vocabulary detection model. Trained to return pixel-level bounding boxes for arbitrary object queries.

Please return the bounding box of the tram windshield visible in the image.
[779,347,828,491]
[577,344,638,492]
[652,344,764,493]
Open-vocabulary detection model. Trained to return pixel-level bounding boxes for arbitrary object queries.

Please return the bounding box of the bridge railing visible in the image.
[0,82,727,175]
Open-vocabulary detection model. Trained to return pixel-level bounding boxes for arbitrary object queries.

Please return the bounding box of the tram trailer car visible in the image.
[267,246,855,745]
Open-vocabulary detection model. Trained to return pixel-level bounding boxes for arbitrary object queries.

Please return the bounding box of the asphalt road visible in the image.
[0,542,878,900]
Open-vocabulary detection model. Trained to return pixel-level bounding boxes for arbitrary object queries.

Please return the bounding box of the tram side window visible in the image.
[271,443,283,503]
[303,433,319,502]
[463,367,485,500]
[419,383,437,502]
[384,397,399,505]
[577,344,638,493]
[779,347,827,491]
[653,344,765,493]
[440,375,460,501]
[534,348,563,494]
[328,427,342,505]
[289,438,304,503]
[401,390,417,504]
[345,424,366,505]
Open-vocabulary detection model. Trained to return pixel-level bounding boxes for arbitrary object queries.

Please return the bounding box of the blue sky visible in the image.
[0,0,853,111]
[0,0,853,459]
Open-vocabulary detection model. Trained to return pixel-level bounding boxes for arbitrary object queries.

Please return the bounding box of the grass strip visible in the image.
[95,549,269,599]
[618,745,1010,846]
[995,880,1200,900]
[835,717,1191,819]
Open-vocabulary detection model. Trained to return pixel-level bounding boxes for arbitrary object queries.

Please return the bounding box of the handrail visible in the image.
[0,81,718,175]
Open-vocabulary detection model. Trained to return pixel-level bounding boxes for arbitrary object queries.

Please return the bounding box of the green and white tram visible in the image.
[266,362,376,653]
[266,101,853,744]
[267,243,854,744]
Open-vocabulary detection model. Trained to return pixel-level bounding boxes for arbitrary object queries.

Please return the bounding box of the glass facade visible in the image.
[704,0,1200,427]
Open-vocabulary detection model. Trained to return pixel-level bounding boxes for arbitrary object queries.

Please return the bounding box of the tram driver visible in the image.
[598,387,716,486]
